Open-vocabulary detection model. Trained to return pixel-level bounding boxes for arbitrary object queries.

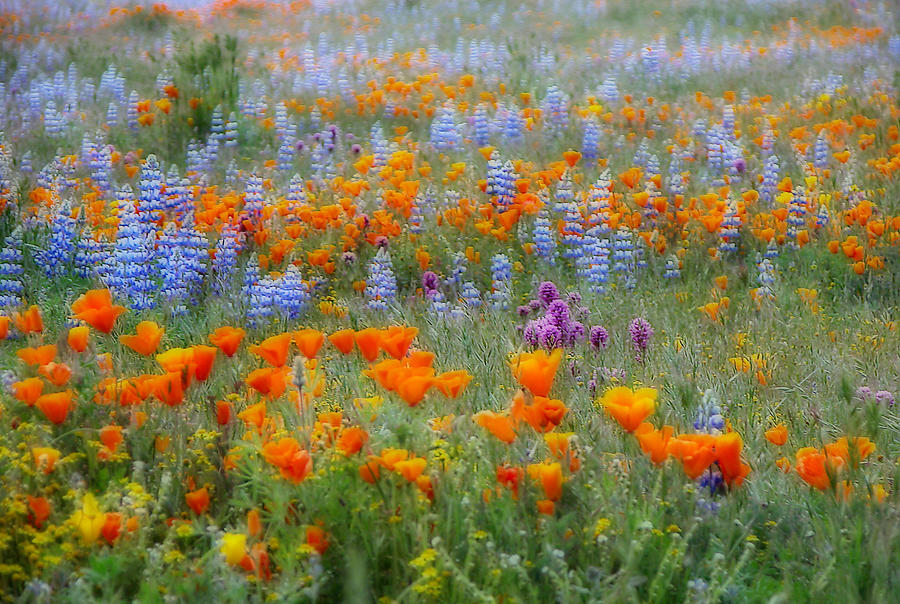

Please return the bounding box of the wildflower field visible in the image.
[1,0,899,601]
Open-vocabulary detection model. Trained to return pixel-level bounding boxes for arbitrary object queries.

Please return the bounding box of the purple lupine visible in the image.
[628,317,654,362]
[422,270,440,294]
[874,391,896,406]
[590,326,610,350]
[538,281,560,306]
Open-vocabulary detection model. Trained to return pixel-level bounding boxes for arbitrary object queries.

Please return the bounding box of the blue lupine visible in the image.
[582,117,599,160]
[786,187,806,250]
[760,154,779,204]
[694,389,726,496]
[755,255,777,302]
[138,155,164,222]
[486,154,516,208]
[460,281,481,308]
[543,85,569,134]
[74,227,108,280]
[108,186,157,310]
[664,255,681,279]
[430,104,461,151]
[224,112,238,148]
[717,199,741,254]
[489,253,512,310]
[209,224,242,294]
[813,132,829,170]
[532,208,557,263]
[365,247,397,311]
[0,228,25,308]
[473,103,491,146]
[243,174,265,224]
[39,201,77,277]
[275,264,310,319]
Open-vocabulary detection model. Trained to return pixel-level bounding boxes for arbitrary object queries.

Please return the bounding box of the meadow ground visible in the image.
[0,0,899,601]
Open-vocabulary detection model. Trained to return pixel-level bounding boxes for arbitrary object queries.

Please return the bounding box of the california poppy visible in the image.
[38,362,70,387]
[249,333,293,367]
[185,487,211,515]
[120,321,165,356]
[666,434,717,479]
[379,326,418,359]
[795,447,843,490]
[354,328,382,362]
[190,345,217,381]
[433,370,472,398]
[14,305,44,334]
[32,447,60,473]
[474,410,517,443]
[635,422,674,464]
[16,344,57,366]
[327,329,355,354]
[153,372,184,406]
[600,386,657,432]
[765,424,788,446]
[99,425,124,452]
[71,289,126,333]
[261,437,313,483]
[336,427,369,455]
[35,390,74,424]
[510,349,562,397]
[28,496,51,528]
[716,432,751,486]
[68,325,90,352]
[294,328,325,359]
[527,461,563,501]
[209,326,246,357]
[395,457,427,482]
[245,366,289,399]
[13,377,44,406]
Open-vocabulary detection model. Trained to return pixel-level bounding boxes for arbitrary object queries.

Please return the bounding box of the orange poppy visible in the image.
[396,374,435,406]
[765,424,788,446]
[13,377,44,406]
[354,328,382,362]
[39,362,72,386]
[379,326,418,359]
[99,425,124,451]
[336,427,369,455]
[261,437,313,483]
[600,386,657,432]
[237,402,267,430]
[152,372,184,406]
[245,366,290,398]
[120,321,165,356]
[433,370,472,398]
[14,305,44,334]
[294,328,325,359]
[795,447,843,490]
[474,410,517,443]
[249,333,293,367]
[32,447,60,473]
[509,349,562,396]
[0,315,8,340]
[35,390,75,424]
[68,326,90,352]
[666,434,717,479]
[16,344,57,366]
[28,496,51,528]
[190,345,217,381]
[71,289,126,333]
[716,432,751,486]
[209,326,246,357]
[185,487,210,515]
[635,422,674,464]
[527,461,563,501]
[327,329,356,354]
